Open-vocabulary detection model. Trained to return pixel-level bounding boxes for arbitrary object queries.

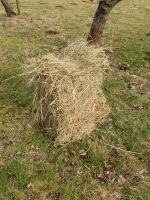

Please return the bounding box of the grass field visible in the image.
[0,0,150,199]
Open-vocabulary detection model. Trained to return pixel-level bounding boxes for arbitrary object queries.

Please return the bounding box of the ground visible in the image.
[0,0,150,199]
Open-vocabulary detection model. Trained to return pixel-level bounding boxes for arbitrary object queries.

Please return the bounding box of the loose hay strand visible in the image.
[28,41,110,146]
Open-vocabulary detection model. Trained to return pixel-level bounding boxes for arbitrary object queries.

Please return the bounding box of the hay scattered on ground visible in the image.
[28,41,110,146]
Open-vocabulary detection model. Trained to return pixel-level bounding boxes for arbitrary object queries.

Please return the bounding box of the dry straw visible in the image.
[28,40,110,146]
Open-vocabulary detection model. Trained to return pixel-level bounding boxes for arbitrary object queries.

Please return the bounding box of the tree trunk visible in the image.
[1,0,16,17]
[16,0,20,15]
[87,0,122,45]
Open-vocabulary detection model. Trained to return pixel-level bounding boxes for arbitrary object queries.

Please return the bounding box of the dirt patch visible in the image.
[46,30,60,35]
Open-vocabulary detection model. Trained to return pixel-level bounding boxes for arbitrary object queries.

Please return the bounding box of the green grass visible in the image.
[0,0,150,199]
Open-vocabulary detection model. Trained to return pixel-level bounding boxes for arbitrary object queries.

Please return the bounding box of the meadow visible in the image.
[0,0,150,199]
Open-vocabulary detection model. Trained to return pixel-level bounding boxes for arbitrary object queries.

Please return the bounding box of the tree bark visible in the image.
[87,0,122,45]
[16,0,20,15]
[1,0,16,17]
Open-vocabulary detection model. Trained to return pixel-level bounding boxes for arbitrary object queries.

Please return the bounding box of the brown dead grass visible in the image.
[0,14,47,33]
[28,41,110,146]
[0,48,7,66]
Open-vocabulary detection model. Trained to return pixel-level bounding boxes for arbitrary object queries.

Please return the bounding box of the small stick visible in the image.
[100,140,142,155]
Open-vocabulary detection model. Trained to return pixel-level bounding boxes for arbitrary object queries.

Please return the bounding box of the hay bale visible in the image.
[28,41,110,146]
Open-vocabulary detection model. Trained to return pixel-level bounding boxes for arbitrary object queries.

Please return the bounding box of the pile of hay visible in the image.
[28,41,110,146]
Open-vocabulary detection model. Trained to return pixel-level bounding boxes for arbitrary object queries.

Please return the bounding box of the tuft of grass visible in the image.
[0,161,30,199]
[15,86,33,107]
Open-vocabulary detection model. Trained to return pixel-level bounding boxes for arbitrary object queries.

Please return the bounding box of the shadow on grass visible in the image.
[144,51,150,62]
